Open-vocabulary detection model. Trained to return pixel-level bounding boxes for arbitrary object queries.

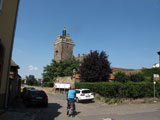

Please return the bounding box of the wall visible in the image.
[55,76,76,88]
[0,0,19,109]
[54,42,74,62]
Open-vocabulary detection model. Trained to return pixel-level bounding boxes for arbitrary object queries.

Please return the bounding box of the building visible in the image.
[0,0,19,109]
[54,27,74,62]
[8,60,21,106]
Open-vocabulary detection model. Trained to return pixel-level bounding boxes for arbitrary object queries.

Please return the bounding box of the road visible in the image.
[0,93,160,120]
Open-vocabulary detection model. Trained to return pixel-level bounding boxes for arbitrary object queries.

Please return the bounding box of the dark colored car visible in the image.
[23,89,48,107]
[21,87,35,98]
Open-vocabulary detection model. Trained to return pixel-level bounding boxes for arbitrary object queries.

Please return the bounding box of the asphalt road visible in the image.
[0,93,160,120]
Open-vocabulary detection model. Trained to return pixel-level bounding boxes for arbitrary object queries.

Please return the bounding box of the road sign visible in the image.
[153,74,159,81]
[153,74,159,78]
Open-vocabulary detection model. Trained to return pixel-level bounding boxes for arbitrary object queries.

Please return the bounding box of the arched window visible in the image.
[56,50,58,55]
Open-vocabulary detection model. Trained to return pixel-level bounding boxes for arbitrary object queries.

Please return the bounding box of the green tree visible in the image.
[128,72,145,82]
[42,59,81,82]
[141,68,160,78]
[43,60,58,82]
[114,71,129,83]
[80,50,112,82]
[21,79,25,84]
[25,75,38,86]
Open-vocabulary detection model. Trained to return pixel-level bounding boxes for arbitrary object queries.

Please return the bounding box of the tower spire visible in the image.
[62,26,66,37]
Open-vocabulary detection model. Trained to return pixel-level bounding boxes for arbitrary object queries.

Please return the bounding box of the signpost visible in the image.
[153,74,159,102]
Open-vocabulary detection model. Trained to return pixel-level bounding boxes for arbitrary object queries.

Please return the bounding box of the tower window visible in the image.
[56,50,58,55]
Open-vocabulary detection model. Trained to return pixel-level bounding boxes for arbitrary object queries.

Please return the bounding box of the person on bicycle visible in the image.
[67,86,76,111]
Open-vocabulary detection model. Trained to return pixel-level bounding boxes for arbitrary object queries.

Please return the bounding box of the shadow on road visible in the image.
[75,111,81,116]
[32,103,62,120]
[78,100,95,104]
[1,97,62,120]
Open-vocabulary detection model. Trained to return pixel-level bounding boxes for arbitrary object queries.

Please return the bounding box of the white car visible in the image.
[75,89,94,102]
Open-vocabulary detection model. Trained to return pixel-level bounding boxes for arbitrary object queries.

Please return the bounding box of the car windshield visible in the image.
[82,90,91,94]
[31,91,46,96]
[24,87,35,90]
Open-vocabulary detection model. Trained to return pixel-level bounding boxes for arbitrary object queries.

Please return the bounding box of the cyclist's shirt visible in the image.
[67,89,76,99]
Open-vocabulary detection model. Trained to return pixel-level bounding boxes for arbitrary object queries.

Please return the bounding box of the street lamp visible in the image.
[157,51,160,67]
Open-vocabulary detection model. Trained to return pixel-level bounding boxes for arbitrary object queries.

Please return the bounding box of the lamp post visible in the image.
[157,51,160,67]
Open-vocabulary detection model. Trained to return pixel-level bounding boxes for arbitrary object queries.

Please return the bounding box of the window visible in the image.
[76,90,80,94]
[56,50,58,55]
[82,90,91,94]
[0,0,3,11]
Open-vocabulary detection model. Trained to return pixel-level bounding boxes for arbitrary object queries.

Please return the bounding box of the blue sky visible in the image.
[12,0,160,79]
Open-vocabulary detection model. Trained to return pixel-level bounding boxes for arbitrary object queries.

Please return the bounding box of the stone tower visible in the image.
[54,27,74,62]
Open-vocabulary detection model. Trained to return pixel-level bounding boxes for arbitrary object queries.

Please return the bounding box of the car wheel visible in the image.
[76,98,79,103]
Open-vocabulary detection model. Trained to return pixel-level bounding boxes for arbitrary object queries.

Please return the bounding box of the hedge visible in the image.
[75,82,160,98]
[42,82,53,87]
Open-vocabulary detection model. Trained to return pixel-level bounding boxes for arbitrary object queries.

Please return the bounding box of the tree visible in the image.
[128,72,145,82]
[141,68,160,78]
[25,75,38,86]
[43,60,58,83]
[80,50,112,82]
[42,59,81,82]
[21,79,25,84]
[114,72,129,83]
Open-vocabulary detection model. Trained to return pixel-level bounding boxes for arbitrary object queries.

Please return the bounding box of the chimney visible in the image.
[90,50,92,55]
[78,53,80,58]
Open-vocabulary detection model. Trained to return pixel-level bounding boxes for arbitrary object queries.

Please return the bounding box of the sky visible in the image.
[12,0,160,79]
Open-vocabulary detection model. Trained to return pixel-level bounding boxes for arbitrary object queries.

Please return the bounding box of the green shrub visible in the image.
[42,82,53,87]
[75,82,160,98]
[114,98,120,104]
[114,72,129,83]
[128,72,145,82]
[105,97,111,103]
[141,68,160,78]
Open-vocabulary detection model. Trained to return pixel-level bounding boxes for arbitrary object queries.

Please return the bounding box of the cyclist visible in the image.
[67,86,76,112]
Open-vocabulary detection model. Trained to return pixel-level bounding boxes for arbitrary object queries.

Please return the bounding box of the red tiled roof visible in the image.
[11,60,19,68]
[111,67,138,72]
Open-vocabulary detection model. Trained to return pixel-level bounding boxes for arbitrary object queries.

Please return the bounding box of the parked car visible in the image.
[23,89,48,107]
[21,87,35,98]
[75,89,94,103]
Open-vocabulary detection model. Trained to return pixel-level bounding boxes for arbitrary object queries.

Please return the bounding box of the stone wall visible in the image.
[55,76,76,88]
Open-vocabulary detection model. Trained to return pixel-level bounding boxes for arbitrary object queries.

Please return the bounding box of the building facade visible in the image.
[0,0,19,109]
[54,27,74,62]
[8,60,21,106]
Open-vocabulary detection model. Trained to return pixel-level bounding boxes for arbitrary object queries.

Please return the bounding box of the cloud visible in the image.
[28,65,38,71]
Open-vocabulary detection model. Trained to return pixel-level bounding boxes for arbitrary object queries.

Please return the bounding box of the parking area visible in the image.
[0,93,160,120]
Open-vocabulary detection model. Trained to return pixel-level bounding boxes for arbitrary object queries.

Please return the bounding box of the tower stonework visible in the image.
[54,27,74,62]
